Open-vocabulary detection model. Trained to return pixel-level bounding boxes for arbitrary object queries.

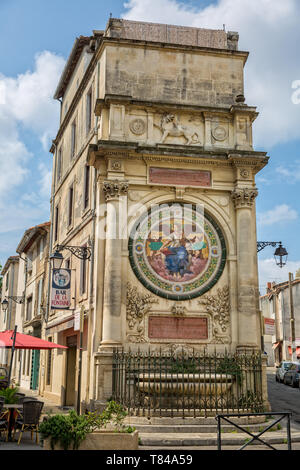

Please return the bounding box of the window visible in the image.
[68,185,74,227]
[57,148,62,182]
[26,296,33,322]
[54,205,59,242]
[71,120,76,158]
[39,237,44,260]
[5,272,9,291]
[37,279,43,315]
[84,165,90,210]
[27,253,33,273]
[86,90,92,134]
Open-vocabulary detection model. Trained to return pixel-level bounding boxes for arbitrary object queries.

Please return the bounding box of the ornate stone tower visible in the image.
[87,19,268,403]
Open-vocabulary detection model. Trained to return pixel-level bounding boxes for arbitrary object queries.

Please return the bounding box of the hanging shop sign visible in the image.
[264,318,275,336]
[51,269,71,310]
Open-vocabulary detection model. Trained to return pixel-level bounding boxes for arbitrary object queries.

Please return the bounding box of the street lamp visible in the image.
[50,250,64,270]
[1,296,24,307]
[1,299,8,312]
[50,243,92,268]
[257,241,288,269]
[274,243,288,268]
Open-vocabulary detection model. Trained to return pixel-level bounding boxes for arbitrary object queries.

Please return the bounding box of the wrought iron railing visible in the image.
[112,349,263,418]
[216,412,292,450]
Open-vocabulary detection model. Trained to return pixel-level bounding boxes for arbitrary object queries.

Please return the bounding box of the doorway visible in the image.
[65,335,77,407]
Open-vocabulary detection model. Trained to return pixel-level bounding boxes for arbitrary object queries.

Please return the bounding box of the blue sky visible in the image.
[0,0,299,292]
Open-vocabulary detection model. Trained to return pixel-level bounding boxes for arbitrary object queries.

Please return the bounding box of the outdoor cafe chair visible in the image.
[0,401,9,442]
[15,393,25,403]
[13,400,44,445]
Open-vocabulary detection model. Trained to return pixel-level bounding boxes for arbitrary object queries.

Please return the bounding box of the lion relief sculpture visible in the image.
[155,113,201,146]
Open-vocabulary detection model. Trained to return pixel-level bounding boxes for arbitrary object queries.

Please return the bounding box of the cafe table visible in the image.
[3,404,23,441]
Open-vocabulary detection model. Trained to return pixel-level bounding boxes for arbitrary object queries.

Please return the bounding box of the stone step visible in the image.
[125,415,266,426]
[125,409,261,418]
[139,431,300,447]
[133,423,280,434]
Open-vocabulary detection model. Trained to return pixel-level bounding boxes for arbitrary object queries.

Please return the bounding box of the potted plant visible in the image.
[0,385,19,404]
[40,401,138,451]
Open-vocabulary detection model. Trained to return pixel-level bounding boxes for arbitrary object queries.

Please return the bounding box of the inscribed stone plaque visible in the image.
[149,168,211,187]
[148,316,208,340]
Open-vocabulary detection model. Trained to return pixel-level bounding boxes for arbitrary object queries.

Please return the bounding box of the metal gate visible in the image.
[112,348,263,418]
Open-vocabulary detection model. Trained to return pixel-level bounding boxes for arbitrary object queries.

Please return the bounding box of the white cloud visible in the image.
[123,0,300,148]
[276,161,300,183]
[0,51,64,255]
[1,51,65,151]
[258,258,300,293]
[258,204,298,227]
[38,163,52,199]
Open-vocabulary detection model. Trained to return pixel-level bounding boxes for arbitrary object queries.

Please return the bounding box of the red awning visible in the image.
[0,330,67,350]
[288,346,300,356]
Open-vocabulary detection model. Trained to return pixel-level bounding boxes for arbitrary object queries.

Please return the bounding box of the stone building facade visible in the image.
[0,256,20,369]
[260,276,300,366]
[46,18,269,410]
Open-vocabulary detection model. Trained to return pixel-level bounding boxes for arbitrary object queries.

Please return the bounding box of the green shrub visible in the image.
[39,401,135,450]
[216,357,243,385]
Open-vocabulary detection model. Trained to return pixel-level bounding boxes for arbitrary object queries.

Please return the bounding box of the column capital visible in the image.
[231,187,258,209]
[103,180,129,202]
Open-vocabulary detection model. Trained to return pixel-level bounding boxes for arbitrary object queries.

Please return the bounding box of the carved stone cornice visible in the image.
[103,180,129,201]
[231,187,258,209]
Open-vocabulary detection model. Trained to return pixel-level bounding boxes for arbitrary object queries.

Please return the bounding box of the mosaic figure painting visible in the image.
[129,204,226,300]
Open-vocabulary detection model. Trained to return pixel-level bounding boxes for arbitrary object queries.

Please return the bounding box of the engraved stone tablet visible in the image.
[148,316,208,340]
[149,168,211,187]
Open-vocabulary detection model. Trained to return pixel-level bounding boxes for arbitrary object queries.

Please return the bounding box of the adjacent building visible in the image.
[260,275,300,366]
[0,256,20,370]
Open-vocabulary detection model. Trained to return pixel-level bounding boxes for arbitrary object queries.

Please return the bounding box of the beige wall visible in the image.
[103,43,246,107]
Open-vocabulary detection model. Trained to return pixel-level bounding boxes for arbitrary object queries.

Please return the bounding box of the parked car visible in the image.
[275,361,294,382]
[283,363,300,388]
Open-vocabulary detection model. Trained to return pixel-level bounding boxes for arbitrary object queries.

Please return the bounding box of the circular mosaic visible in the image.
[129,204,227,301]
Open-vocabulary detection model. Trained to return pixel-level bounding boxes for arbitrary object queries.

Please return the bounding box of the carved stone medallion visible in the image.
[212,125,228,142]
[129,118,146,136]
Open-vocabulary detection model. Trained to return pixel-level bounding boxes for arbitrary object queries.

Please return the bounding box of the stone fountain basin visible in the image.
[136,373,234,396]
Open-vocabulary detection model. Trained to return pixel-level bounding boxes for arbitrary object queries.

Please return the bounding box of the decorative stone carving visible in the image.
[198,286,231,344]
[171,304,186,316]
[240,169,250,179]
[128,191,141,202]
[126,283,158,343]
[129,118,146,136]
[161,344,195,358]
[103,180,129,201]
[111,160,122,171]
[231,188,258,209]
[212,125,228,142]
[155,113,201,145]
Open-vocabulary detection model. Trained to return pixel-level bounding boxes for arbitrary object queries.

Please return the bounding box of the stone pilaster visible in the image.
[231,187,260,351]
[100,180,129,348]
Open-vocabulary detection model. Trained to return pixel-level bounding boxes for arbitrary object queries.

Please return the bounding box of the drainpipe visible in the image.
[85,60,100,407]
[46,143,58,324]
